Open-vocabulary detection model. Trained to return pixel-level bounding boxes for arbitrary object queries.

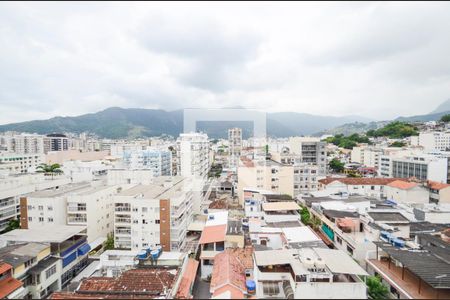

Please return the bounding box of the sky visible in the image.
[1,1,450,124]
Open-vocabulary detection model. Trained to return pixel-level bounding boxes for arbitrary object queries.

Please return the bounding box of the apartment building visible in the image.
[113,176,193,252]
[44,134,69,153]
[0,153,44,174]
[0,133,45,154]
[21,182,118,243]
[106,169,154,186]
[228,127,242,169]
[288,137,327,175]
[122,148,172,176]
[351,145,383,169]
[271,150,322,196]
[0,173,70,232]
[417,131,450,151]
[0,226,90,293]
[177,132,210,178]
[237,159,294,205]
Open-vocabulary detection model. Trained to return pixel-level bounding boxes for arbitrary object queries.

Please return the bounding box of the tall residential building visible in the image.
[351,145,383,168]
[122,148,172,176]
[288,137,327,175]
[390,154,449,183]
[228,127,242,169]
[0,133,45,154]
[177,133,210,178]
[44,134,69,153]
[113,176,193,251]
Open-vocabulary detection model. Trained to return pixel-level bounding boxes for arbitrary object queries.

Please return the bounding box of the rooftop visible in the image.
[374,241,450,289]
[199,225,227,244]
[368,212,409,223]
[117,176,187,199]
[27,182,91,198]
[262,201,300,212]
[426,180,450,190]
[387,180,419,190]
[175,259,199,299]
[0,226,86,244]
[51,268,177,299]
[319,177,409,186]
[323,209,360,219]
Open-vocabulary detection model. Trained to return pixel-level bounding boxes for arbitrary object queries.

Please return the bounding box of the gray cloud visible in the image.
[0,2,449,124]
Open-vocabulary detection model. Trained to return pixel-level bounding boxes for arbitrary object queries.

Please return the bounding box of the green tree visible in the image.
[329,158,345,173]
[3,219,20,233]
[366,275,389,300]
[104,233,114,250]
[366,121,418,138]
[36,163,63,179]
[347,170,362,178]
[300,207,311,225]
[389,141,406,147]
[440,114,450,123]
[309,217,321,230]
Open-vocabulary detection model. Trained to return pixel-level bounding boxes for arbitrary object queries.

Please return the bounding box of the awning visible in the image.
[313,248,368,276]
[89,236,107,250]
[77,243,91,256]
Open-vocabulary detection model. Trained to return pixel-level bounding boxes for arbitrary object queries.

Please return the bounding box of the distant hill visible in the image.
[395,110,450,123]
[0,107,373,139]
[430,99,450,114]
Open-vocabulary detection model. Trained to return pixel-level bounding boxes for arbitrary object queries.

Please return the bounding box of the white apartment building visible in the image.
[351,146,382,168]
[0,153,44,174]
[22,181,118,243]
[122,148,172,176]
[0,133,45,154]
[288,137,327,175]
[113,176,193,252]
[177,133,210,178]
[417,131,450,151]
[0,173,70,232]
[228,127,242,169]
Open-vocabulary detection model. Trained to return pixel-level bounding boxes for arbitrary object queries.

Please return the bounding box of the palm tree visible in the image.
[36,163,63,179]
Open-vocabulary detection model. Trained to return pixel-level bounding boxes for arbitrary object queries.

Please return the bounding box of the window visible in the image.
[142,207,148,213]
[155,220,160,224]
[47,206,53,211]
[347,245,354,255]
[38,205,43,211]
[336,236,342,245]
[45,265,57,279]
[371,186,375,190]
[203,259,213,265]
[27,205,33,210]
[48,217,53,222]
[28,217,32,221]
[39,217,44,222]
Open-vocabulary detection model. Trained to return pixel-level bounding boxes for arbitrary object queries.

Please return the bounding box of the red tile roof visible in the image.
[0,263,12,275]
[199,225,227,244]
[0,265,23,299]
[427,180,450,190]
[175,259,199,299]
[387,180,418,190]
[319,177,410,186]
[51,268,176,299]
[209,247,254,298]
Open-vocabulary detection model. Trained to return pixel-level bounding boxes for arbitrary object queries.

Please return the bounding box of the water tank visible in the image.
[151,249,159,260]
[304,257,314,270]
[246,280,256,295]
[314,258,326,271]
[392,238,405,248]
[137,250,147,260]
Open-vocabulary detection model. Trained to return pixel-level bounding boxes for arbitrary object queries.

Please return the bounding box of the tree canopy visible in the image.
[329,158,345,173]
[440,114,450,123]
[389,141,406,147]
[366,121,418,138]
[325,133,371,149]
[366,275,389,300]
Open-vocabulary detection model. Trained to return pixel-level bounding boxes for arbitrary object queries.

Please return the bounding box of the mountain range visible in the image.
[0,99,448,139]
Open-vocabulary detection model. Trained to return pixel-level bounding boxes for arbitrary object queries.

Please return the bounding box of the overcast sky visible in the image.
[1,1,450,124]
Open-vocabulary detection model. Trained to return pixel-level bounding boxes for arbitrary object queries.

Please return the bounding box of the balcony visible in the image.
[67,216,87,223]
[115,217,131,224]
